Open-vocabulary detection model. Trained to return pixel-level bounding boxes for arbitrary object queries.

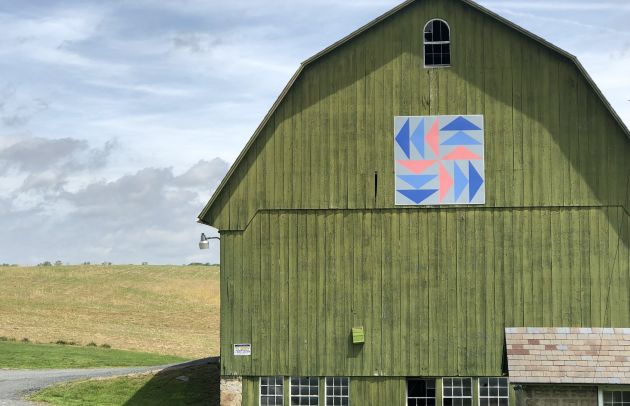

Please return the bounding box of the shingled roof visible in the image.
[506,327,630,384]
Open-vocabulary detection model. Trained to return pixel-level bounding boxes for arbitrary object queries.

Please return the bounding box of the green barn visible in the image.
[198,0,630,405]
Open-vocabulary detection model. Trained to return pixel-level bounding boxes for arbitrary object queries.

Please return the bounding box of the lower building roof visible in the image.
[506,327,630,385]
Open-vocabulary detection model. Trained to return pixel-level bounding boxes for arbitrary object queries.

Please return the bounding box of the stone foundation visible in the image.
[515,385,598,406]
[220,376,242,406]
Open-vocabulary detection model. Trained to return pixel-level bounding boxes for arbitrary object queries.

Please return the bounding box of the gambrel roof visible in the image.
[198,0,630,224]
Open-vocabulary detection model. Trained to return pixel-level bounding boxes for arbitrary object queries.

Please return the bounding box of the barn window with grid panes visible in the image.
[423,19,451,67]
[325,377,349,406]
[260,376,284,406]
[601,389,630,405]
[479,378,509,406]
[442,378,472,406]
[407,378,436,406]
[290,377,319,405]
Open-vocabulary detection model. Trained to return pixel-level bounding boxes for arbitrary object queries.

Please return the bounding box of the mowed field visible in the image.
[0,265,219,359]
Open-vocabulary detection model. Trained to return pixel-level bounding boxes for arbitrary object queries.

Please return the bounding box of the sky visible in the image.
[0,0,629,265]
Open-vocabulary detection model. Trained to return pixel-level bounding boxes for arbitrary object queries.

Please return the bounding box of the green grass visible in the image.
[30,361,219,406]
[0,341,187,369]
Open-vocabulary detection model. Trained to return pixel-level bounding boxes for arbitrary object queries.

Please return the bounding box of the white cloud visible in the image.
[0,157,229,265]
[0,6,129,75]
[483,1,630,11]
[82,80,199,98]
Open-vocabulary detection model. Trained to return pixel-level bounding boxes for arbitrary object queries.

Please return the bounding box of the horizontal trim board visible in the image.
[217,205,629,232]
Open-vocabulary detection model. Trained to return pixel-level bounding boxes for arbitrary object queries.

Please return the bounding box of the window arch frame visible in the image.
[423,18,451,68]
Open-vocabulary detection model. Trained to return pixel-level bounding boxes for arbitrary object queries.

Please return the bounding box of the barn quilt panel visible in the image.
[394,115,485,205]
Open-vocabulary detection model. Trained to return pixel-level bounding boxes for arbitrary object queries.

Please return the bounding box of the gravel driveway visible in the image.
[0,358,216,405]
[0,365,170,405]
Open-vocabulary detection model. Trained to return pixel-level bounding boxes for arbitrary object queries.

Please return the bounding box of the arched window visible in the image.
[424,19,451,67]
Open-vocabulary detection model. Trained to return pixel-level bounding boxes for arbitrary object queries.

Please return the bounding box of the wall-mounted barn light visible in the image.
[199,233,220,250]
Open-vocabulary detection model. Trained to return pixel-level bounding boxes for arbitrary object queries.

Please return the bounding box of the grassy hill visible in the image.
[0,341,187,369]
[0,265,219,359]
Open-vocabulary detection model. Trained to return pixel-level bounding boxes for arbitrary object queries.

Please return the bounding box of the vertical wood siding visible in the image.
[202,0,630,230]
[209,0,630,395]
[221,207,630,377]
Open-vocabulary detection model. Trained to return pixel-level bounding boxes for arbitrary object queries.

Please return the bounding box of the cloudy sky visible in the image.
[0,0,629,265]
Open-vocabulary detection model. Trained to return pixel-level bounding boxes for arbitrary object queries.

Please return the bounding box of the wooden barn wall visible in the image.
[220,207,630,377]
[203,0,630,230]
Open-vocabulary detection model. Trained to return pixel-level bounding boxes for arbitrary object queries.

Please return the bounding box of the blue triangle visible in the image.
[410,118,425,157]
[441,131,481,145]
[453,163,468,201]
[468,162,484,201]
[398,174,436,189]
[395,119,410,158]
[397,189,438,204]
[441,116,482,131]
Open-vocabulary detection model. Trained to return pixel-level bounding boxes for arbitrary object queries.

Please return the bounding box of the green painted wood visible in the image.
[269,213,280,373]
[278,213,289,373]
[493,211,505,372]
[328,54,339,210]
[201,0,630,230]
[283,376,290,406]
[579,209,591,327]
[333,212,345,376]
[316,214,326,376]
[565,209,574,324]
[208,0,630,398]
[399,211,411,374]
[463,211,475,374]
[219,232,229,376]
[345,47,357,211]
[218,206,629,378]
[361,212,374,375]
[241,376,257,406]
[324,212,335,374]
[349,214,363,375]
[531,210,542,325]
[381,211,393,376]
[371,213,383,374]
[541,210,552,327]
[510,35,524,207]
[435,377,443,405]
[306,71,318,210]
[444,211,456,375]
[288,210,299,376]
[306,213,318,374]
[343,213,358,372]
[250,214,261,373]
[428,210,439,375]
[482,210,493,375]
[234,222,248,373]
[259,215,271,370]
[550,210,562,326]
[350,377,404,405]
